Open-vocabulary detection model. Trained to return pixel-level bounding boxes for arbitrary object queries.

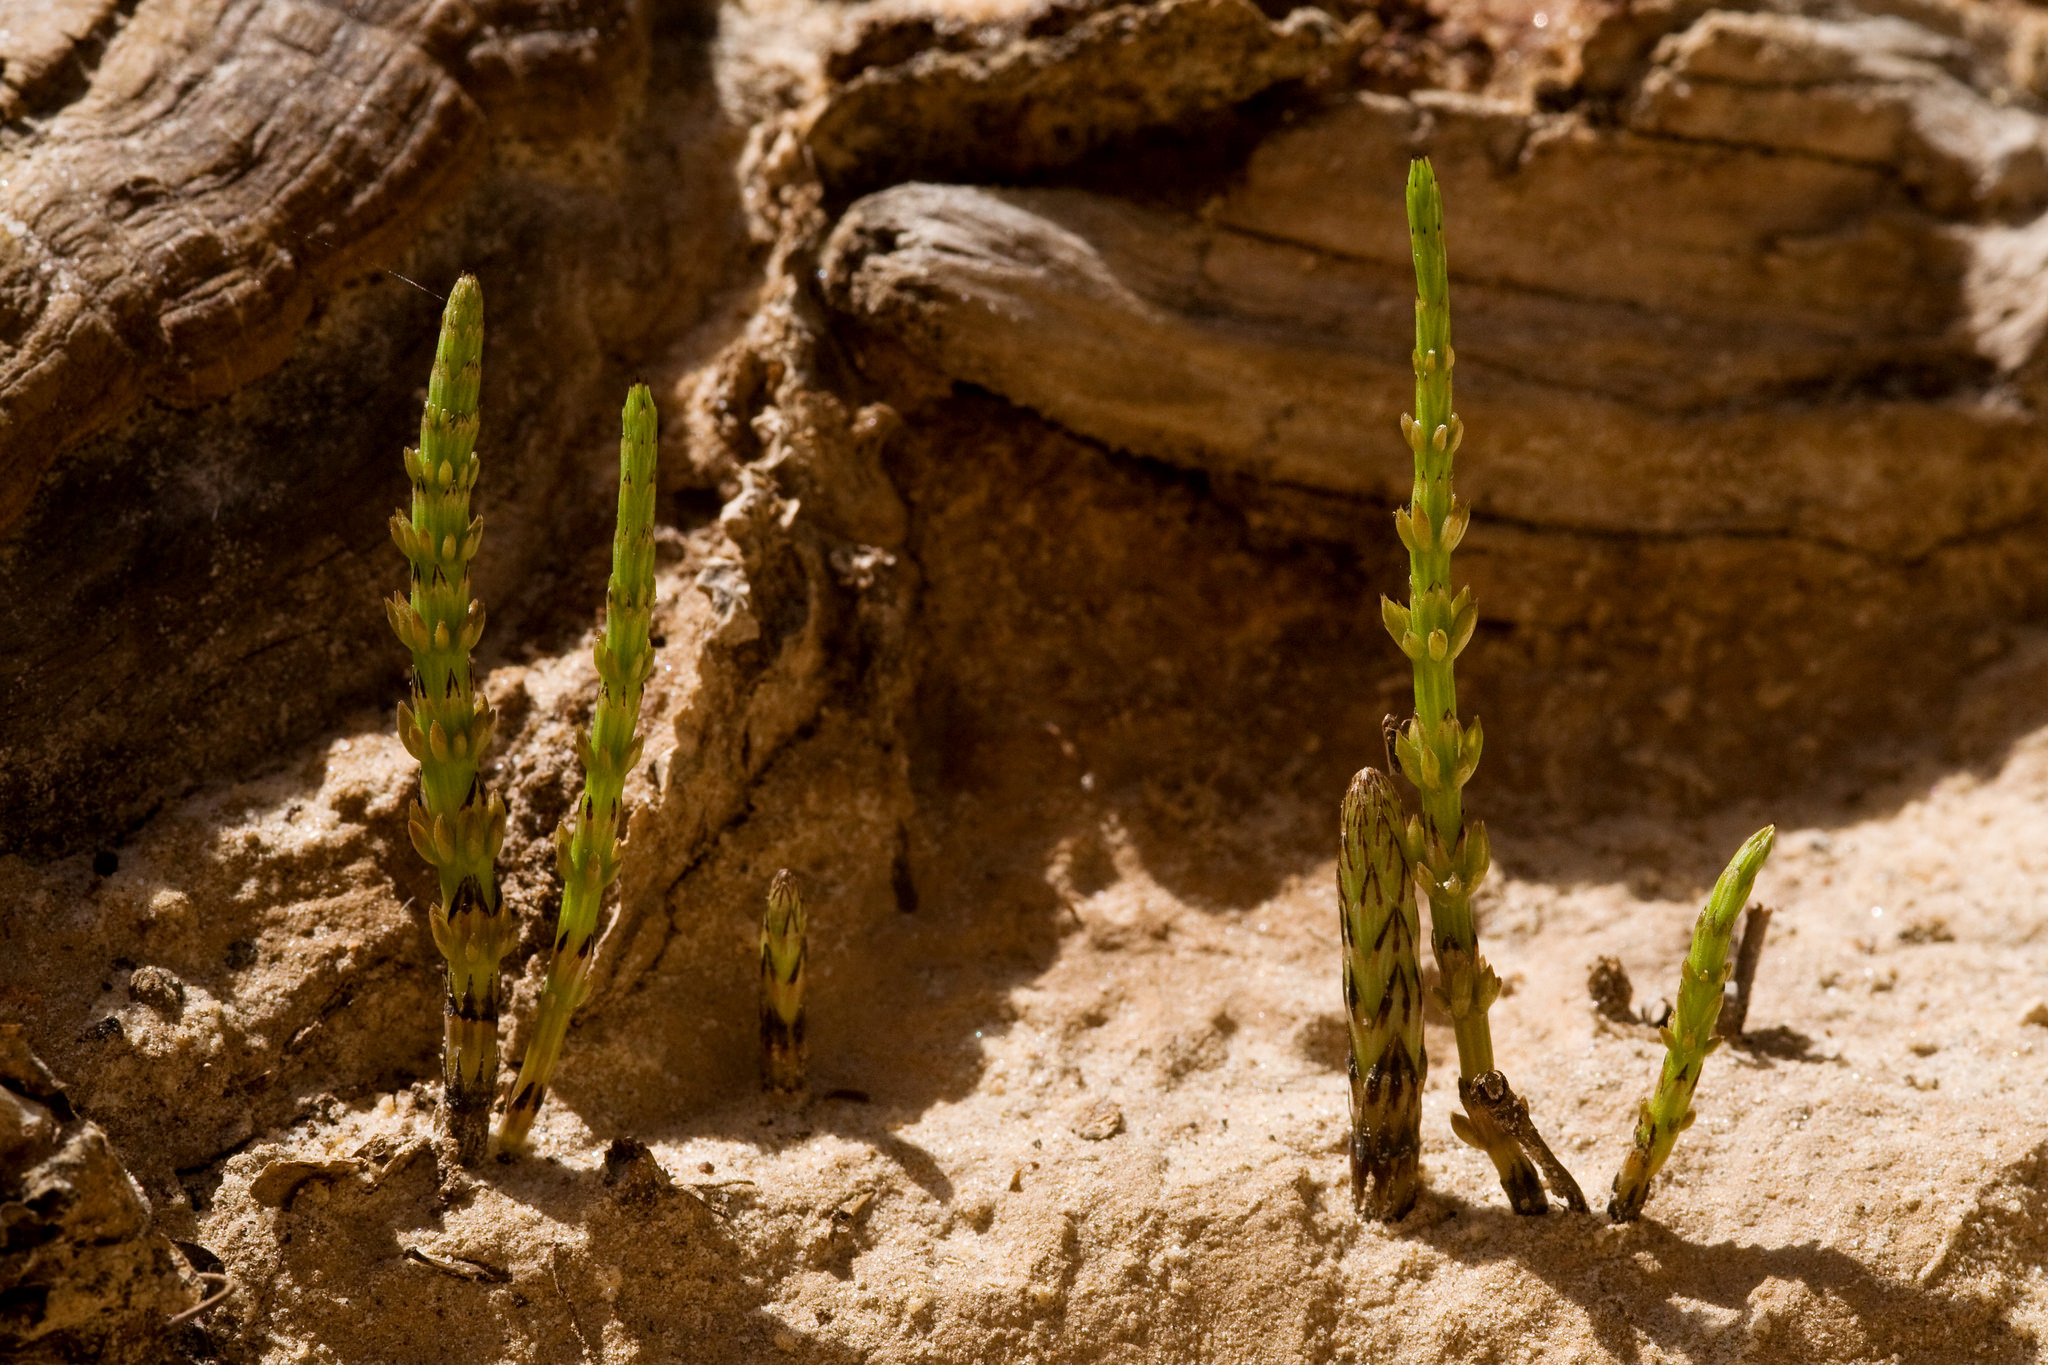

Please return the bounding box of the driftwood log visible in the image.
[12,0,2048,860]
[816,9,2048,808]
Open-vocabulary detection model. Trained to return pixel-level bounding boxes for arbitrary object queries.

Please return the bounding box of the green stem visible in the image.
[1609,825,1776,1222]
[497,384,660,1155]
[387,276,510,1166]
[1383,158,1546,1213]
[1339,769,1425,1219]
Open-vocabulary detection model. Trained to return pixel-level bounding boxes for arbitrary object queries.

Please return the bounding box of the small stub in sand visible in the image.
[248,1158,362,1209]
[1074,1099,1124,1141]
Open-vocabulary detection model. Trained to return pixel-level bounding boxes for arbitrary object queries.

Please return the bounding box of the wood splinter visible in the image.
[1458,1070,1590,1214]
[1714,903,1774,1041]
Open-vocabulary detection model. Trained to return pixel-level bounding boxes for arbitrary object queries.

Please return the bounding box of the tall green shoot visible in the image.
[387,275,511,1167]
[1382,160,1554,1213]
[497,385,660,1155]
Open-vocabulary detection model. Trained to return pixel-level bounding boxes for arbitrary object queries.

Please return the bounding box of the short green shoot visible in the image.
[497,385,661,1155]
[1609,825,1775,1222]
[387,275,511,1167]
[1339,769,1425,1219]
[761,869,807,1093]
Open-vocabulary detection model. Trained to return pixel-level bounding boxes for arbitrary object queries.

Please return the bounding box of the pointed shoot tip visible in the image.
[445,273,483,327]
[1736,824,1776,875]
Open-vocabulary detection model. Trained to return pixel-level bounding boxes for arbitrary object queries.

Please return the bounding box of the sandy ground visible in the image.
[151,690,2048,1363]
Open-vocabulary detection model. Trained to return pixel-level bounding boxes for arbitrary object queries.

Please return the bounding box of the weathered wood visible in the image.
[803,0,1347,198]
[814,14,2048,808]
[822,79,2047,559]
[0,0,641,539]
[0,0,663,856]
[811,154,2015,560]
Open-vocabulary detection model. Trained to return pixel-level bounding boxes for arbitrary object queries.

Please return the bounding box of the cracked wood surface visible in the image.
[820,83,2048,561]
[0,0,670,858]
[0,0,639,538]
[800,0,1348,197]
[804,1,2048,810]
